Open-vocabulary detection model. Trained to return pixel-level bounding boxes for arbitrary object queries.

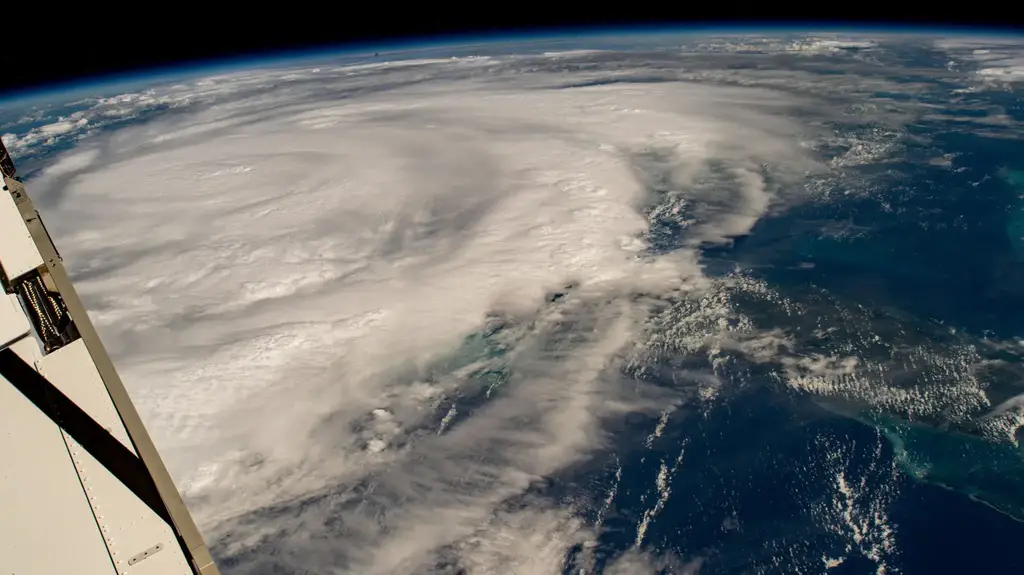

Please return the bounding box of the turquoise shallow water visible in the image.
[1004,169,1024,257]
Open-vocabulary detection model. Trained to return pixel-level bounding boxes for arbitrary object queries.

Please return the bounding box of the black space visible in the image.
[0,12,1021,97]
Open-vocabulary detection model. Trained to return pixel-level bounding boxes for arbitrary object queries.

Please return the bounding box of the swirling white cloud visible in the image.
[5,38,1014,573]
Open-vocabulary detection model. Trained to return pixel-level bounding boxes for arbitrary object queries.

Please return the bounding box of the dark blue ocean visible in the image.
[547,79,1024,572]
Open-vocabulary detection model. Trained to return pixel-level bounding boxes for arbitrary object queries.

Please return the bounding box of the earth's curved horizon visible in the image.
[3,28,1024,574]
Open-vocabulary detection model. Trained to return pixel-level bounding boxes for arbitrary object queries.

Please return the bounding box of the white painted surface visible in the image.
[0,186,43,281]
[64,435,194,575]
[38,339,137,453]
[0,372,117,575]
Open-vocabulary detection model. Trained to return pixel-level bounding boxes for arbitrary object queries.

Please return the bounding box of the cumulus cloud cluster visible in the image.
[936,37,1024,83]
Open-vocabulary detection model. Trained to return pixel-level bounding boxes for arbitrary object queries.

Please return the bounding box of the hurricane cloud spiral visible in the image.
[7,35,1023,574]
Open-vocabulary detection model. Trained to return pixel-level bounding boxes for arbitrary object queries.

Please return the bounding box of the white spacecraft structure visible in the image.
[0,138,221,575]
